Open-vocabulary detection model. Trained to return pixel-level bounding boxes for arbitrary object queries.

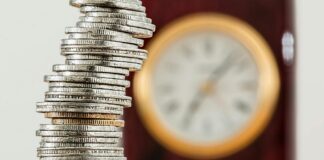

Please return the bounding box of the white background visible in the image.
[296,1,324,160]
[0,0,321,159]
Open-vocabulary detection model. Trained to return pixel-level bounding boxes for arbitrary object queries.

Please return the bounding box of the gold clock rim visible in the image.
[134,13,280,159]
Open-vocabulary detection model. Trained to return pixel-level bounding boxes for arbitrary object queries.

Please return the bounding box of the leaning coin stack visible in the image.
[36,0,155,159]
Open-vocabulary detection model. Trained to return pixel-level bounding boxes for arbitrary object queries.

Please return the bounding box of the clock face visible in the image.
[134,14,280,159]
[152,31,259,144]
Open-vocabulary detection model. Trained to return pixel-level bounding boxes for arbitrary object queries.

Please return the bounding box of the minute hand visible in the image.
[181,53,235,129]
[208,53,235,82]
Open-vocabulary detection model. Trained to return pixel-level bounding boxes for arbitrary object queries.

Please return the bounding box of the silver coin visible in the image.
[48,82,126,92]
[43,112,120,119]
[49,87,125,96]
[70,0,142,6]
[81,6,146,16]
[66,33,144,46]
[53,64,129,76]
[41,137,120,143]
[39,156,126,160]
[40,142,119,148]
[57,71,125,80]
[36,130,123,138]
[45,91,131,101]
[61,44,143,52]
[77,22,153,38]
[39,124,119,132]
[65,26,130,36]
[80,17,156,31]
[61,44,147,53]
[36,102,125,114]
[61,39,138,49]
[85,13,151,23]
[70,0,145,12]
[37,147,123,157]
[38,147,123,151]
[38,152,123,157]
[61,47,147,59]
[51,119,124,127]
[44,75,130,87]
[44,92,132,107]
[65,55,143,64]
[65,27,130,37]
[65,59,141,70]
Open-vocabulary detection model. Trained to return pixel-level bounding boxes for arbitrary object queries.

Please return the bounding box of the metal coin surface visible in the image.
[36,0,155,158]
[41,137,120,143]
[39,124,119,132]
[52,119,125,127]
[40,142,119,148]
[36,130,122,137]
[44,112,119,119]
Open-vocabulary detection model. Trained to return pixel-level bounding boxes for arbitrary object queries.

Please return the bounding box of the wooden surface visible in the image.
[125,0,295,159]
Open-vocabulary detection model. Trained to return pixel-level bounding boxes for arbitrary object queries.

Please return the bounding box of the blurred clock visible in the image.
[125,0,295,160]
[134,14,280,159]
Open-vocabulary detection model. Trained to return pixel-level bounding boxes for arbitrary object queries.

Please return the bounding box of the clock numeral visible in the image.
[236,100,251,114]
[235,57,250,72]
[164,100,178,114]
[203,38,214,56]
[182,45,194,59]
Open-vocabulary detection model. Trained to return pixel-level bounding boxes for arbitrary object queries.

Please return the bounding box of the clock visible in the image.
[125,0,295,159]
[133,14,280,159]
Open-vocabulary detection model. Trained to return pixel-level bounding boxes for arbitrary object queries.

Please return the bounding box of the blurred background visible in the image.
[0,0,321,160]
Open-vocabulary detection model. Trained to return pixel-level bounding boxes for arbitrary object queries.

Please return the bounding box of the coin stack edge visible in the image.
[36,0,155,159]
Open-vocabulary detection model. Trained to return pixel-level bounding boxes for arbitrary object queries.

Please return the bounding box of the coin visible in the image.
[66,33,144,46]
[48,87,125,95]
[44,75,130,87]
[44,112,119,119]
[39,124,119,132]
[57,71,126,80]
[70,0,143,8]
[37,147,124,156]
[52,119,125,127]
[53,64,130,75]
[41,137,120,143]
[48,82,126,92]
[65,55,143,64]
[79,17,156,31]
[40,142,119,148]
[70,0,146,12]
[85,13,151,23]
[61,47,147,59]
[65,59,142,70]
[36,102,125,114]
[44,92,132,107]
[77,22,153,38]
[65,27,130,37]
[80,6,146,16]
[61,39,138,49]
[39,156,126,160]
[36,130,122,137]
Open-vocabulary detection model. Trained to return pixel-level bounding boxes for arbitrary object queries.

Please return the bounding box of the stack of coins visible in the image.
[36,0,155,159]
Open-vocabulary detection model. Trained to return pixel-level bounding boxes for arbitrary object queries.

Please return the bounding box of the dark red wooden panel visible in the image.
[125,0,295,160]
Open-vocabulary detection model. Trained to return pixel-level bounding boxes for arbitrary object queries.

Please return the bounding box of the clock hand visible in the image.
[208,52,236,82]
[181,53,236,129]
[181,92,205,129]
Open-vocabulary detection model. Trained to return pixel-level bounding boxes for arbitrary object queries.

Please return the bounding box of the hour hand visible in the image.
[181,93,204,129]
